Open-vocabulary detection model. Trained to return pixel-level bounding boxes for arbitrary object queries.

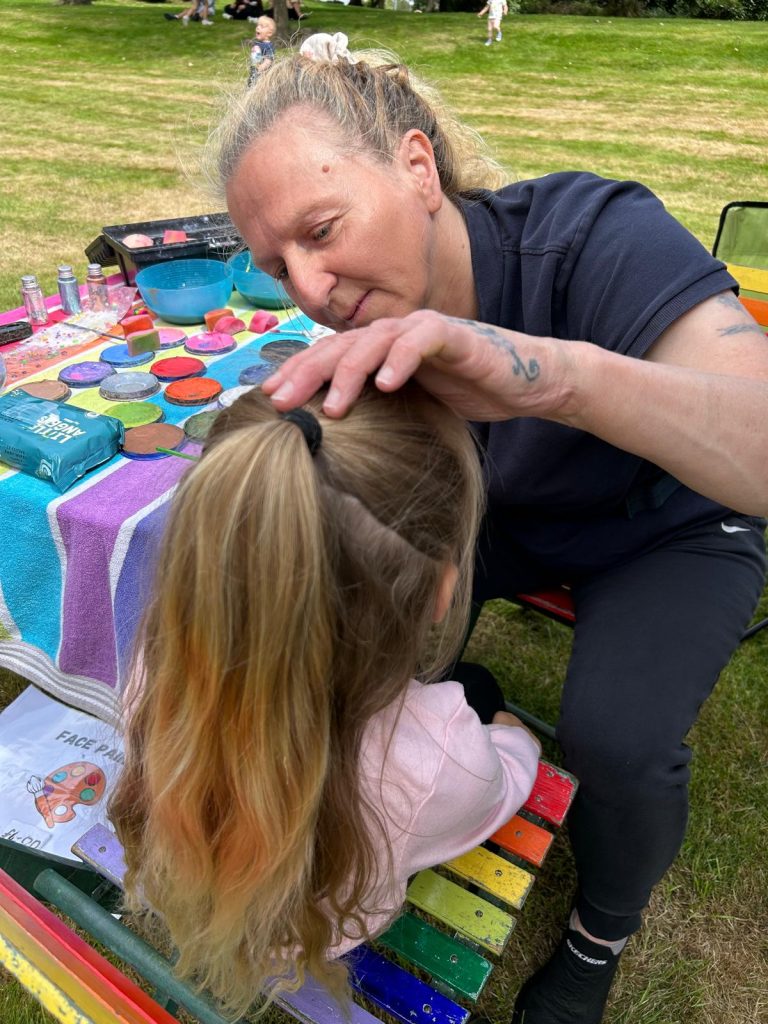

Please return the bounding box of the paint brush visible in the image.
[156,447,200,461]
[59,321,127,343]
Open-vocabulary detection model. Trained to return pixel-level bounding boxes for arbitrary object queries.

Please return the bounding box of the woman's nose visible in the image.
[285,253,335,311]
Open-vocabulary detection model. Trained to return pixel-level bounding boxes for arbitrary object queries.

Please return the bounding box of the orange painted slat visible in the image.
[522,762,578,827]
[489,814,553,868]
[740,295,768,327]
[0,867,176,1024]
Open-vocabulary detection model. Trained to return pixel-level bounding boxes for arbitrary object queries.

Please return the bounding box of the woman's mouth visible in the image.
[345,292,371,327]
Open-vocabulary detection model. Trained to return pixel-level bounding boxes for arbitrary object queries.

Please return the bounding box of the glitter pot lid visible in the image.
[164,377,223,407]
[100,344,155,369]
[259,338,310,364]
[59,361,114,388]
[150,355,206,382]
[183,409,220,442]
[18,380,71,402]
[104,401,165,428]
[99,371,161,402]
[122,422,186,459]
[238,363,273,387]
[184,331,238,356]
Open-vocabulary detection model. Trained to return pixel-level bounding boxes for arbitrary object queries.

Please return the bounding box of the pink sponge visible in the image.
[213,315,246,336]
[162,229,188,244]
[249,311,280,334]
[121,233,154,249]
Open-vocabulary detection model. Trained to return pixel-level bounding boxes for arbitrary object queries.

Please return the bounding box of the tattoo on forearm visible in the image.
[717,323,766,337]
[448,318,540,382]
[716,293,745,313]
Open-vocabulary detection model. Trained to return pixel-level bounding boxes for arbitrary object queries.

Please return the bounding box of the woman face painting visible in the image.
[226,112,452,332]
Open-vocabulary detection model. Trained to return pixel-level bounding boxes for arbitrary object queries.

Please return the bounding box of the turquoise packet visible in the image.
[0,389,124,492]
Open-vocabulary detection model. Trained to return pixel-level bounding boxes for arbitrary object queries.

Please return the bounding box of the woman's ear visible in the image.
[398,129,443,214]
[433,563,459,623]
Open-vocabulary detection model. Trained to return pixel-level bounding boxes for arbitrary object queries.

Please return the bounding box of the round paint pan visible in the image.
[259,338,310,365]
[150,356,206,383]
[122,422,185,460]
[100,344,154,369]
[104,401,165,428]
[157,327,188,350]
[18,379,71,402]
[59,361,114,389]
[184,331,238,356]
[99,371,161,402]
[238,363,273,387]
[164,377,223,407]
[183,409,220,443]
[217,385,254,409]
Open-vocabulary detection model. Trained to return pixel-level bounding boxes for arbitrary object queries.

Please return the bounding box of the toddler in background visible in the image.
[478,0,508,45]
[109,384,540,1018]
[247,15,276,85]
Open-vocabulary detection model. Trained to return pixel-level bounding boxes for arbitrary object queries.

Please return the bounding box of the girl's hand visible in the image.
[492,710,542,754]
[262,309,572,422]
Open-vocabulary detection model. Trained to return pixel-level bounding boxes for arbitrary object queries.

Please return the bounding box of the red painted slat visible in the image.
[522,762,578,827]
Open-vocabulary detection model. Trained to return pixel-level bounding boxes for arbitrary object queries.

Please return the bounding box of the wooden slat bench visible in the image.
[55,758,576,1024]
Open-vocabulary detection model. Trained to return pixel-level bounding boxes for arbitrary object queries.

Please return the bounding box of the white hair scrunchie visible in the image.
[299,32,357,65]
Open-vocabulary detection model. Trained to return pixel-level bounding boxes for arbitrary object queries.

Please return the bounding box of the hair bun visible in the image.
[299,32,357,65]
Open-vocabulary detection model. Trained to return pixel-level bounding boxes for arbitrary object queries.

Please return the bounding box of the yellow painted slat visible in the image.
[443,847,534,911]
[727,263,768,296]
[0,930,95,1024]
[406,870,515,955]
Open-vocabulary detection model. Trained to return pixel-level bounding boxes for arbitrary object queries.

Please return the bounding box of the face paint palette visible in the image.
[104,401,165,428]
[259,338,310,364]
[164,377,223,407]
[217,385,254,409]
[99,371,161,402]
[150,356,206,382]
[100,344,155,369]
[157,327,188,349]
[122,422,186,460]
[238,363,273,387]
[18,380,71,402]
[184,331,238,356]
[59,361,115,388]
[183,409,220,442]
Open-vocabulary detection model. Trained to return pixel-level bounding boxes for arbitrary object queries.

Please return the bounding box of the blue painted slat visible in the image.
[345,946,469,1024]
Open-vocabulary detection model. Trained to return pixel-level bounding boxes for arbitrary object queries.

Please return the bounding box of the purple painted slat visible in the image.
[276,973,381,1024]
[71,822,127,889]
[57,455,190,685]
[346,946,469,1024]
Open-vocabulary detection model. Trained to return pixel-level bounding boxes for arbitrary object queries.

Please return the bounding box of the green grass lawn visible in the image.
[1,2,767,1022]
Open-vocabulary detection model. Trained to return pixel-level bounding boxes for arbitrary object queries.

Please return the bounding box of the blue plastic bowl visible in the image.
[135,259,234,325]
[228,250,293,309]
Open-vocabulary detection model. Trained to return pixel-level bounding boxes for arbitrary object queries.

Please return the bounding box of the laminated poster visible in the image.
[0,685,124,861]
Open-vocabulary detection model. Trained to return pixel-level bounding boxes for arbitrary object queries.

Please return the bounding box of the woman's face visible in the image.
[226,113,449,332]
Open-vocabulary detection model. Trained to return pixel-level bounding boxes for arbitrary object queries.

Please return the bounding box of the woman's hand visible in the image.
[263,310,572,422]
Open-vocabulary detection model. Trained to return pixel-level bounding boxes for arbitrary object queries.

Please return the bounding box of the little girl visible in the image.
[108,383,540,1017]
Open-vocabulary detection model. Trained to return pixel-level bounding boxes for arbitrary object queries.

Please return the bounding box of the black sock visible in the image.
[511,927,622,1024]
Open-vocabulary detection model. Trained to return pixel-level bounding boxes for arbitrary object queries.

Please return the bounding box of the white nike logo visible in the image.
[721,522,750,534]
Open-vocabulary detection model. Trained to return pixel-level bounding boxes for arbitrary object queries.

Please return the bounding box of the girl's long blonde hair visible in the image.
[109,384,483,1018]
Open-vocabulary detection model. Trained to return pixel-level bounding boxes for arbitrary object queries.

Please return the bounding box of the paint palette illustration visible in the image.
[27,761,106,828]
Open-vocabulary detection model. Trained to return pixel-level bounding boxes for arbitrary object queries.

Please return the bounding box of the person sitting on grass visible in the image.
[164,0,215,25]
[223,0,262,20]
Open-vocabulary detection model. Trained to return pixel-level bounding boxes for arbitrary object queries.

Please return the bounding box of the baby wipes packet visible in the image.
[0,390,124,492]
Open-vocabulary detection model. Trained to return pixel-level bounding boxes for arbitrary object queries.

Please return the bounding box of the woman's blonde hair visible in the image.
[108,383,484,1018]
[207,46,507,201]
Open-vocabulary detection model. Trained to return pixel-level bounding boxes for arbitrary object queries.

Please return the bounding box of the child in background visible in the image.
[164,0,215,25]
[477,0,508,45]
[247,15,276,85]
[108,384,541,1018]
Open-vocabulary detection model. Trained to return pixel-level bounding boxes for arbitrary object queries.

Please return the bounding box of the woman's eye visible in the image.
[313,223,332,242]
[274,265,288,282]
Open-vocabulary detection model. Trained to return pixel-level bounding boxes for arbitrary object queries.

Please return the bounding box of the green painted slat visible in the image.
[406,871,515,955]
[378,913,492,1002]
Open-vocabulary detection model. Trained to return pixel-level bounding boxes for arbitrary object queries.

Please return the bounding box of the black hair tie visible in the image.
[281,409,323,456]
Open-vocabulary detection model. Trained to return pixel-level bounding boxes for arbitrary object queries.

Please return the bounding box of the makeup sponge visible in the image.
[249,311,280,334]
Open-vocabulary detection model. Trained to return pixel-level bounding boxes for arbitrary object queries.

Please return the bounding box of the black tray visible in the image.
[85,213,243,285]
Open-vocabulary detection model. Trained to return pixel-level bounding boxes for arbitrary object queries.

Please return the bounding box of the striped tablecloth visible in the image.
[0,292,319,724]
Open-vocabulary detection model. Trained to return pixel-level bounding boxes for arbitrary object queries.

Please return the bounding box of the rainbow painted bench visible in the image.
[0,757,576,1024]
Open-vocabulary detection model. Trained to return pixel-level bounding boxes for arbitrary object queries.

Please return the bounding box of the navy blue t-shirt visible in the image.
[459,172,737,573]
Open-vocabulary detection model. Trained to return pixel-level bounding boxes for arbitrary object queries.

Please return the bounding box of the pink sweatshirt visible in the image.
[330,678,541,955]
